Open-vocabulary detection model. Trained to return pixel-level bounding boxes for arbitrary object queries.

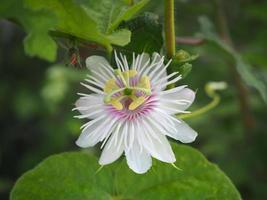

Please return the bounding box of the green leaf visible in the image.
[117,12,163,55]
[0,0,58,61]
[107,0,150,32]
[76,0,150,33]
[197,16,267,103]
[25,0,149,50]
[41,65,86,104]
[11,145,241,200]
[0,0,149,61]
[106,29,131,46]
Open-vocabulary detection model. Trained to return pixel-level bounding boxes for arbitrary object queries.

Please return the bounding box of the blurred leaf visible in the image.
[11,145,241,200]
[14,89,39,119]
[243,51,267,69]
[245,3,267,21]
[118,12,163,55]
[0,0,57,61]
[41,65,85,104]
[197,16,267,103]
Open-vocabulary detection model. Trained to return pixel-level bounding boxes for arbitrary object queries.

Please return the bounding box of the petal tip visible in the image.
[85,55,108,70]
[75,138,88,148]
[180,130,198,143]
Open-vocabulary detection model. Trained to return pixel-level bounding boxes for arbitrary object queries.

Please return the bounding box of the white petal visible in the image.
[125,134,152,174]
[80,82,104,94]
[136,53,150,72]
[99,123,124,165]
[148,52,168,89]
[142,118,176,163]
[151,108,197,143]
[147,53,162,77]
[76,115,109,148]
[74,94,104,119]
[160,88,195,114]
[85,56,113,83]
[168,118,198,143]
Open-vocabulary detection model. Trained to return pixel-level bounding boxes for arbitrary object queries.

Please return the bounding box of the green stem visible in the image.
[164,0,176,58]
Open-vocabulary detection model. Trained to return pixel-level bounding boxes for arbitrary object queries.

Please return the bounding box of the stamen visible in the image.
[104,79,118,93]
[138,76,151,91]
[103,68,152,110]
[110,98,123,110]
[114,69,127,87]
[104,87,125,103]
[129,96,145,110]
[123,69,137,78]
[130,87,151,95]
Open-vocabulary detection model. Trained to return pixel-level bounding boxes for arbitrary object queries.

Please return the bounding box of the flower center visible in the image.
[103,69,151,111]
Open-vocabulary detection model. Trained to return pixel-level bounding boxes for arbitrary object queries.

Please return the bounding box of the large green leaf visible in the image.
[0,0,149,61]
[10,145,241,200]
[197,16,267,103]
[24,0,129,51]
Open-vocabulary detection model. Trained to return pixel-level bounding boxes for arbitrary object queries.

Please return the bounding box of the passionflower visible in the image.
[74,52,197,174]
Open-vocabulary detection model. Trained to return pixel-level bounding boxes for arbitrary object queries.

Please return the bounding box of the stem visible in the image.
[164,0,176,58]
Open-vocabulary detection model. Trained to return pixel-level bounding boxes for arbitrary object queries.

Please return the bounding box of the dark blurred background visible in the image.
[1,0,267,199]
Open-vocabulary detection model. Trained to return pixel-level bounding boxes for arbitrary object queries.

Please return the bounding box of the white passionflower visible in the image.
[74,52,197,174]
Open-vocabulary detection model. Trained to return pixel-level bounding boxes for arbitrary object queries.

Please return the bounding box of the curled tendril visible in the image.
[177,81,227,119]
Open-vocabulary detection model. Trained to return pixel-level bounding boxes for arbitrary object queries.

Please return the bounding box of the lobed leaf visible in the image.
[0,0,58,61]
[0,0,150,61]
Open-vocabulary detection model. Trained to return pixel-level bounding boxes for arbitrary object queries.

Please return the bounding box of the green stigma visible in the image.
[103,70,152,110]
[124,88,133,96]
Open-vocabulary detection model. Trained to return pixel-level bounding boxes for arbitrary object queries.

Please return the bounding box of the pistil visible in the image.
[104,70,152,110]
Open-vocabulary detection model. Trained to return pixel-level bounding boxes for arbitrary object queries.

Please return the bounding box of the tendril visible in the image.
[177,81,227,119]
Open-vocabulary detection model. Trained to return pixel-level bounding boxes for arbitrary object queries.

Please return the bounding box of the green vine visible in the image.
[164,0,176,58]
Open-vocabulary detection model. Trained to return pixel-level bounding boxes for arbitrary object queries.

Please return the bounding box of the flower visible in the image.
[74,52,197,174]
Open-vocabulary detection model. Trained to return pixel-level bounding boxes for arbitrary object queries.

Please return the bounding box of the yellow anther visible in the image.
[139,76,151,90]
[110,98,123,110]
[128,96,145,110]
[114,69,127,86]
[122,70,137,79]
[104,79,118,93]
[103,70,152,111]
